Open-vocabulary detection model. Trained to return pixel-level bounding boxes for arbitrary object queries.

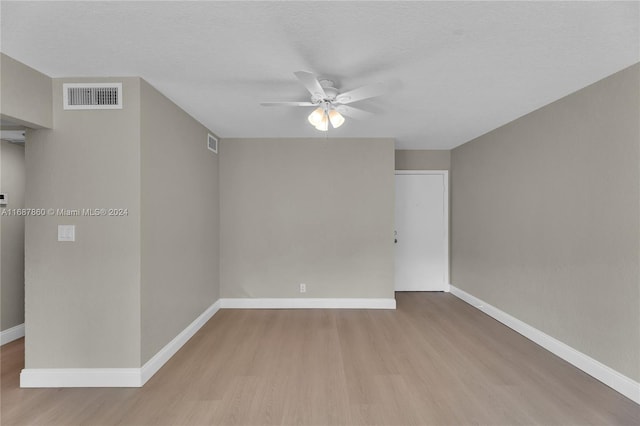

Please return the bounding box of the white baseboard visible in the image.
[449,285,640,405]
[20,300,221,388]
[1,323,25,345]
[140,299,220,384]
[20,368,142,388]
[220,297,396,310]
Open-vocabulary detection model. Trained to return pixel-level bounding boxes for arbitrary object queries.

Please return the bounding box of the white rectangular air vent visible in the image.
[63,83,123,110]
[207,134,218,154]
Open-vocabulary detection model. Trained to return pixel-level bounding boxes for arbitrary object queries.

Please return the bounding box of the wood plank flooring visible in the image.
[2,293,639,425]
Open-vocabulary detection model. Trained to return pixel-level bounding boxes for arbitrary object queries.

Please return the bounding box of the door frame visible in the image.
[394,170,450,292]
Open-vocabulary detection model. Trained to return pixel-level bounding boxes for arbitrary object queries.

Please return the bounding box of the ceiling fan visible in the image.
[260,71,387,131]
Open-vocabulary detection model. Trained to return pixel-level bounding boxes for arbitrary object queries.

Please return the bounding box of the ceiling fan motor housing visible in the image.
[312,79,339,103]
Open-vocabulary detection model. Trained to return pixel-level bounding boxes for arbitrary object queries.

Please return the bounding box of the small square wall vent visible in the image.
[207,134,218,154]
[63,83,123,110]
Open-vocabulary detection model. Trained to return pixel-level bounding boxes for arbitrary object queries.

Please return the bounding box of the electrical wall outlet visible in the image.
[299,283,306,293]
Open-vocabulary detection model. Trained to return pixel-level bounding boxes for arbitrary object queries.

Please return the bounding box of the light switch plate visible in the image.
[58,225,75,242]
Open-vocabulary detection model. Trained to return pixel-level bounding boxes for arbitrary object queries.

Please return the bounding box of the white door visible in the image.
[395,172,448,291]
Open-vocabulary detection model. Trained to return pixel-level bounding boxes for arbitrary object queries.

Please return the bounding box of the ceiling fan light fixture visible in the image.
[307,106,325,125]
[261,71,384,132]
[328,109,345,128]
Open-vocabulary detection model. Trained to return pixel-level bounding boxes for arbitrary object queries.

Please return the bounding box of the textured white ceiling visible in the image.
[1,1,638,149]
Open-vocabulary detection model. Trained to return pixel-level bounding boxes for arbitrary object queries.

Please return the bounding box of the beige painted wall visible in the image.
[220,138,395,299]
[0,141,25,331]
[25,77,141,368]
[395,150,450,170]
[451,63,640,381]
[25,76,222,368]
[140,80,220,363]
[0,54,52,129]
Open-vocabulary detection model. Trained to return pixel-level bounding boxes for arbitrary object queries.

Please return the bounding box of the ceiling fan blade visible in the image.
[334,105,374,120]
[260,102,316,107]
[335,83,388,104]
[294,71,327,99]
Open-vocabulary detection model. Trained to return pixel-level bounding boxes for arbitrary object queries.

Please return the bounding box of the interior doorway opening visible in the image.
[1,120,27,352]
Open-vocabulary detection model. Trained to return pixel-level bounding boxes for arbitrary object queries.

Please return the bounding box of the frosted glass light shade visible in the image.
[315,114,329,131]
[328,110,345,128]
[307,107,325,125]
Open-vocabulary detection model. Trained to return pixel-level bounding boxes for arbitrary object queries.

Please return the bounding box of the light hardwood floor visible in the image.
[2,292,639,425]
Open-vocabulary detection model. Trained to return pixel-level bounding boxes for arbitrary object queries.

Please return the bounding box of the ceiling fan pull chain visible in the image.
[324,102,328,139]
